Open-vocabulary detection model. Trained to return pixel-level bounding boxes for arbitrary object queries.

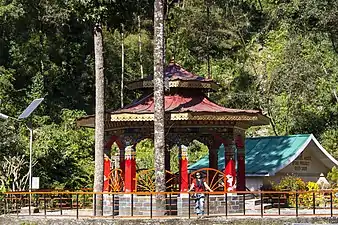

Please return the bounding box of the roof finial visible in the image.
[170,56,175,64]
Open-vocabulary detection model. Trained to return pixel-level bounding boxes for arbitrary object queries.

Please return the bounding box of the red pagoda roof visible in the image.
[164,63,212,82]
[127,63,219,91]
[111,93,259,114]
[77,61,270,128]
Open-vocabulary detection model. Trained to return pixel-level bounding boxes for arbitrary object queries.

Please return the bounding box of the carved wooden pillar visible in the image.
[179,145,189,192]
[124,145,136,192]
[234,129,245,191]
[205,135,220,186]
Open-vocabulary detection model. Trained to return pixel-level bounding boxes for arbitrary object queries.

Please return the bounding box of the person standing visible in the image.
[188,172,213,218]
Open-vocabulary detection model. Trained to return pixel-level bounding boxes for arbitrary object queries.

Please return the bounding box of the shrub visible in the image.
[273,175,306,191]
[299,182,322,208]
[272,175,306,207]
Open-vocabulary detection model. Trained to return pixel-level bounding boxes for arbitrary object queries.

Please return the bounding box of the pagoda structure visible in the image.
[77,61,269,193]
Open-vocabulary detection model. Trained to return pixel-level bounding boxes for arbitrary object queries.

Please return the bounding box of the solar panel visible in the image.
[18,98,44,119]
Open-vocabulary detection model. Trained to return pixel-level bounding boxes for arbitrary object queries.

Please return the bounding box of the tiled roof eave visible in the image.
[127,80,219,91]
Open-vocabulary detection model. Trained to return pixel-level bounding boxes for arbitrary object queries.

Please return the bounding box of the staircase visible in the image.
[245,197,272,211]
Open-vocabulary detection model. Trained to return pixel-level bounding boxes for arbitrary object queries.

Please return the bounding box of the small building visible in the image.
[189,134,338,190]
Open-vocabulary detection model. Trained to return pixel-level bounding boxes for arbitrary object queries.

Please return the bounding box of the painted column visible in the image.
[124,145,136,192]
[103,154,111,192]
[179,145,189,192]
[103,133,113,192]
[235,129,245,191]
[224,136,236,192]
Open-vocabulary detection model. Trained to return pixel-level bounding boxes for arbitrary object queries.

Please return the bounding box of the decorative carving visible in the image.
[110,112,260,122]
[108,168,124,192]
[135,169,179,192]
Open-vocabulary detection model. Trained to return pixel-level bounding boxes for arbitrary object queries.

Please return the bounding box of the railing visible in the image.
[1,190,338,219]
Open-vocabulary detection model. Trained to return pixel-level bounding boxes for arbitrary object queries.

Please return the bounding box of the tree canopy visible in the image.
[0,0,338,190]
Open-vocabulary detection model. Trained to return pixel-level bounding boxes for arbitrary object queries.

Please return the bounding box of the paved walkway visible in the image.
[5,207,338,219]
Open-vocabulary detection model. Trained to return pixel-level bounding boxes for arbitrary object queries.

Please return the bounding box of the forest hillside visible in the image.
[0,0,337,190]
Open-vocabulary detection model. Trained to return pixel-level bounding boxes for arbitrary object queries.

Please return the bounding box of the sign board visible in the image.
[32,177,40,189]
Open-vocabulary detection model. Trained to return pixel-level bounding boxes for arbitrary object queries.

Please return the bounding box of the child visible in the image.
[188,172,213,218]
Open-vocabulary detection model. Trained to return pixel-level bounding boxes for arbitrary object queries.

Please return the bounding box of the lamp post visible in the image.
[0,98,44,194]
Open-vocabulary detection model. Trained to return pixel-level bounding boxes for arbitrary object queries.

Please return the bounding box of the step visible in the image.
[245,198,261,207]
[245,193,258,201]
[246,203,272,211]
[254,203,273,210]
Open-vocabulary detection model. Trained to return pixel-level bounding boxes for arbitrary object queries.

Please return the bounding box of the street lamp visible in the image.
[0,98,44,193]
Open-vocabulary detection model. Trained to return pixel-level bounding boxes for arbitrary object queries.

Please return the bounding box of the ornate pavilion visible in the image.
[77,61,269,193]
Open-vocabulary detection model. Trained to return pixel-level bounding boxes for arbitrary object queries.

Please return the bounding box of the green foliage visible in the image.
[34,109,94,189]
[299,182,320,208]
[1,0,338,190]
[136,139,154,170]
[188,140,209,166]
[135,139,209,173]
[327,166,338,188]
[321,130,338,159]
[273,175,306,191]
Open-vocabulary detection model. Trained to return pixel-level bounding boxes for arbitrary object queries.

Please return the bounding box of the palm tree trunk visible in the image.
[138,16,144,78]
[153,0,166,215]
[121,24,125,108]
[93,23,105,216]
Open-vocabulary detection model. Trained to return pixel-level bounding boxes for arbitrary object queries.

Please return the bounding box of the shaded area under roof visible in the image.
[188,134,338,176]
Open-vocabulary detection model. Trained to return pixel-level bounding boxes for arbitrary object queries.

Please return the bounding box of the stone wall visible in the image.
[118,194,177,216]
[177,194,244,216]
[116,194,243,217]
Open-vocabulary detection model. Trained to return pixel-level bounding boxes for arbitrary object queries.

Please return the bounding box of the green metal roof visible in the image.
[188,134,314,176]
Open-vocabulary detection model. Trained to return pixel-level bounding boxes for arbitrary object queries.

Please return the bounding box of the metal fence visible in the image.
[1,190,338,219]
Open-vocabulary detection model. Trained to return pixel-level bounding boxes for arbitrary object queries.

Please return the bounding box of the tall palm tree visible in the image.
[93,22,104,216]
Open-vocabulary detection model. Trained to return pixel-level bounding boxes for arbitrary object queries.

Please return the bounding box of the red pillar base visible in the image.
[103,154,111,192]
[124,146,136,192]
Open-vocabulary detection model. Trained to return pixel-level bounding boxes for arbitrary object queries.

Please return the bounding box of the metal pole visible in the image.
[330,192,333,217]
[29,125,33,212]
[296,192,298,217]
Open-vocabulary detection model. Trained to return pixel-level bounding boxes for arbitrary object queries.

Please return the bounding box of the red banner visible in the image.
[224,159,236,192]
